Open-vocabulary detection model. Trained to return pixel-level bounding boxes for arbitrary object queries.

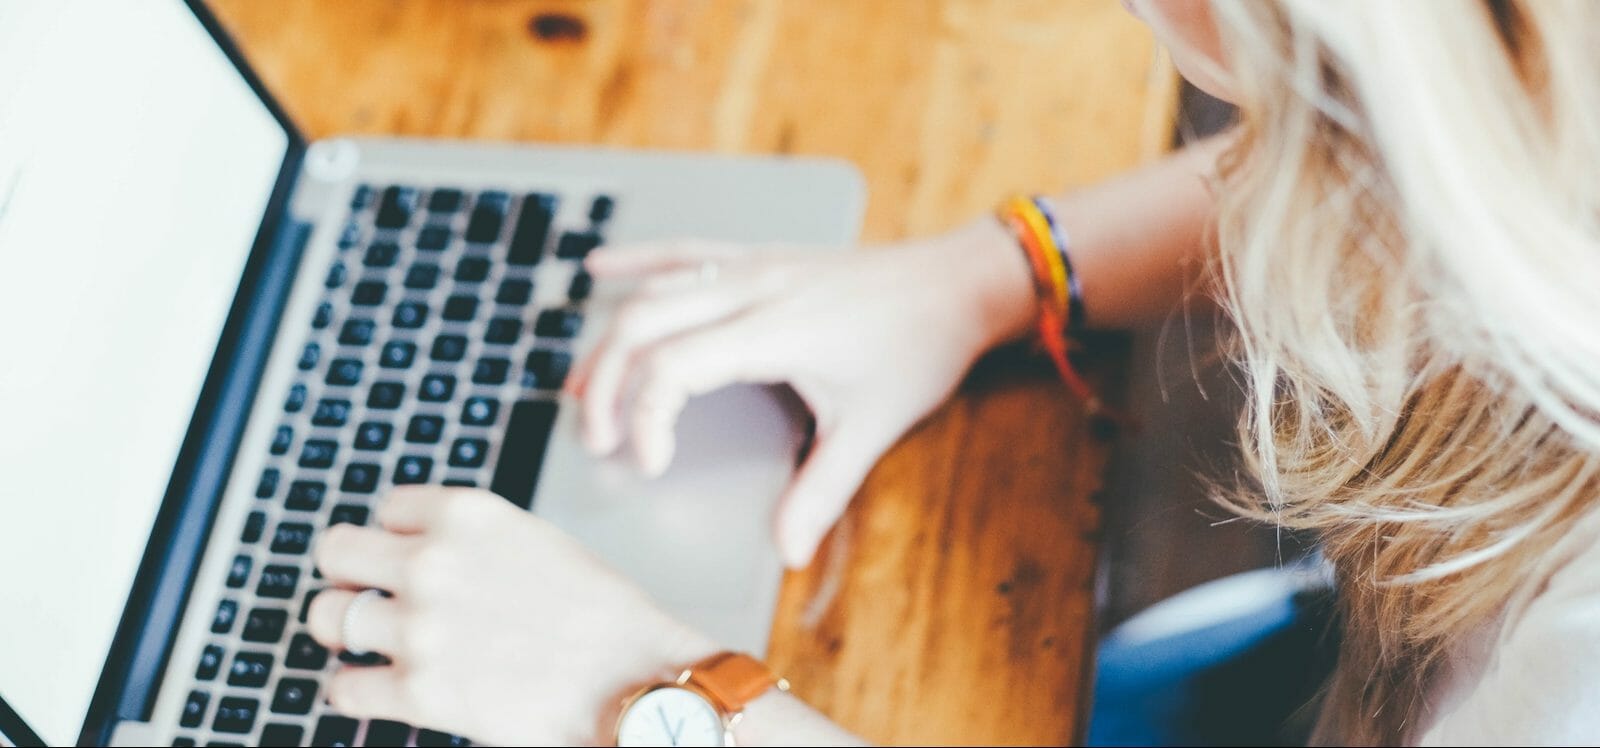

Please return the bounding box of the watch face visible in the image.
[617,686,727,747]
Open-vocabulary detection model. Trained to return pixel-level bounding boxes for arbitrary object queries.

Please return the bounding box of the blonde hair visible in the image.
[1191,0,1600,742]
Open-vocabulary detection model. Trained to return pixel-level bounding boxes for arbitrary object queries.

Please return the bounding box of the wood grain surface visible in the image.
[206,1,1175,743]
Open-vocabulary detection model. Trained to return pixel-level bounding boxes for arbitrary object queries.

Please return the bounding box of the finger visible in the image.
[312,524,418,591]
[325,666,413,722]
[774,424,898,568]
[306,588,406,655]
[574,286,765,454]
[584,240,744,278]
[374,485,454,534]
[626,315,784,476]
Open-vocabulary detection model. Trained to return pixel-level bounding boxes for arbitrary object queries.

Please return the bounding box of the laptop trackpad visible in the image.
[529,384,807,654]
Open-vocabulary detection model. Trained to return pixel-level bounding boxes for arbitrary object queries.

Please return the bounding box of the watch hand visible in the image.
[657,703,679,745]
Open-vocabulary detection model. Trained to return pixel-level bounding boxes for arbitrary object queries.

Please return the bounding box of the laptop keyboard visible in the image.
[171,182,612,747]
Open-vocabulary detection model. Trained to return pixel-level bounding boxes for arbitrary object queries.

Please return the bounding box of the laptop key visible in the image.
[257,565,300,599]
[368,381,405,410]
[195,644,224,681]
[226,651,273,688]
[299,439,338,469]
[524,350,572,390]
[589,194,615,223]
[225,555,252,588]
[339,219,364,248]
[340,319,375,346]
[351,280,387,306]
[534,308,582,338]
[271,522,313,554]
[507,193,556,265]
[297,342,321,371]
[284,383,308,413]
[375,186,418,229]
[472,358,510,385]
[431,334,468,362]
[406,416,445,444]
[270,425,293,456]
[484,317,522,345]
[395,456,433,485]
[417,224,452,252]
[241,512,267,544]
[312,302,334,330]
[354,422,393,451]
[380,341,416,369]
[442,478,477,488]
[256,468,280,499]
[211,600,238,634]
[405,263,441,290]
[171,736,196,747]
[312,715,360,748]
[465,197,507,244]
[416,729,471,747]
[260,724,304,748]
[490,400,559,509]
[351,184,374,210]
[442,294,478,322]
[330,504,370,527]
[496,278,533,305]
[419,374,456,402]
[212,696,259,735]
[568,270,593,302]
[556,230,601,259]
[270,678,318,715]
[242,608,288,644]
[342,463,382,494]
[180,690,208,728]
[286,480,326,512]
[325,262,347,289]
[449,438,488,468]
[393,301,428,329]
[461,396,498,426]
[326,358,364,386]
[364,719,412,747]
[285,632,329,669]
[455,255,491,283]
[313,398,352,427]
[428,188,463,214]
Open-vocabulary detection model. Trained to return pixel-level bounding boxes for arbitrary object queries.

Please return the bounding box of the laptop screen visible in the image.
[0,2,290,744]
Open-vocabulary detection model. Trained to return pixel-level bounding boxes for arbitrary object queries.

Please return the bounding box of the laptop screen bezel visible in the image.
[0,2,310,745]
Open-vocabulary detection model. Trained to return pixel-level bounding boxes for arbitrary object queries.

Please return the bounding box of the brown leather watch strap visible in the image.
[684,651,786,713]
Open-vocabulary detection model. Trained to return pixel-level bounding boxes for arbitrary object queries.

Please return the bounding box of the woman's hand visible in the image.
[306,486,719,746]
[569,220,1035,568]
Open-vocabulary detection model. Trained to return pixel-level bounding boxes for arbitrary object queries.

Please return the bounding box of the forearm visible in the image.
[733,691,868,747]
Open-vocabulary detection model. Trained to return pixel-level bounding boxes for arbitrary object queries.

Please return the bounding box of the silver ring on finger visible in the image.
[341,588,386,657]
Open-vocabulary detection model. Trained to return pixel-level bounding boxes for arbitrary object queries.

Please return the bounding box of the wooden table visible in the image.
[209,1,1175,743]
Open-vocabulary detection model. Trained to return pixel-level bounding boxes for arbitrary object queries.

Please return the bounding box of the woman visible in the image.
[306,0,1600,744]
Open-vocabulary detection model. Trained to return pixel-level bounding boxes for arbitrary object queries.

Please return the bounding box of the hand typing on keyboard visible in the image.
[567,223,1035,568]
[307,486,720,746]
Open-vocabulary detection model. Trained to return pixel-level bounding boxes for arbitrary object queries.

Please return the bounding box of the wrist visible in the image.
[926,217,1039,351]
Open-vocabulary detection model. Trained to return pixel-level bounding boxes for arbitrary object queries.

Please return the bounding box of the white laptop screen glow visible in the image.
[0,2,289,744]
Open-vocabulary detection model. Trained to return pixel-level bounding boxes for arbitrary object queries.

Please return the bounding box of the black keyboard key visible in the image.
[339,649,389,666]
[490,400,559,509]
[270,678,318,715]
[354,422,393,451]
[380,341,417,369]
[589,194,615,223]
[449,438,488,468]
[299,439,338,469]
[298,589,316,619]
[256,468,280,499]
[284,383,308,413]
[195,643,224,682]
[431,334,467,362]
[394,456,433,484]
[556,230,601,259]
[364,719,411,747]
[406,415,445,444]
[257,565,300,599]
[286,632,329,669]
[419,374,455,402]
[462,396,498,426]
[496,278,533,305]
[368,381,405,410]
[405,263,441,290]
[312,715,359,748]
[242,608,288,644]
[212,696,259,735]
[298,342,321,371]
[342,463,382,493]
[241,512,267,544]
[260,724,304,748]
[330,503,370,527]
[472,358,510,385]
[352,280,388,306]
[416,729,471,747]
[568,270,593,301]
[524,349,572,390]
[180,690,208,728]
[325,262,347,289]
[211,600,238,634]
[508,193,556,265]
[270,425,293,456]
[326,358,364,386]
[442,478,478,488]
[417,224,452,252]
[312,302,334,330]
[226,651,273,688]
[428,188,463,214]
[339,219,364,248]
[465,198,506,244]
[455,256,491,283]
[442,295,478,322]
[364,241,400,268]
[339,319,375,346]
[375,186,418,229]
[393,301,428,329]
[351,185,374,211]
[312,398,352,427]
[271,522,314,555]
[225,555,252,588]
[534,308,582,338]
[286,480,326,512]
[484,317,522,345]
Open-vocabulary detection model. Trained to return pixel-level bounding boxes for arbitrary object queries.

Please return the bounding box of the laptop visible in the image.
[0,2,863,746]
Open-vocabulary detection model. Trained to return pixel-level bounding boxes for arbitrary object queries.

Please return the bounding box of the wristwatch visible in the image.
[614,651,789,747]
